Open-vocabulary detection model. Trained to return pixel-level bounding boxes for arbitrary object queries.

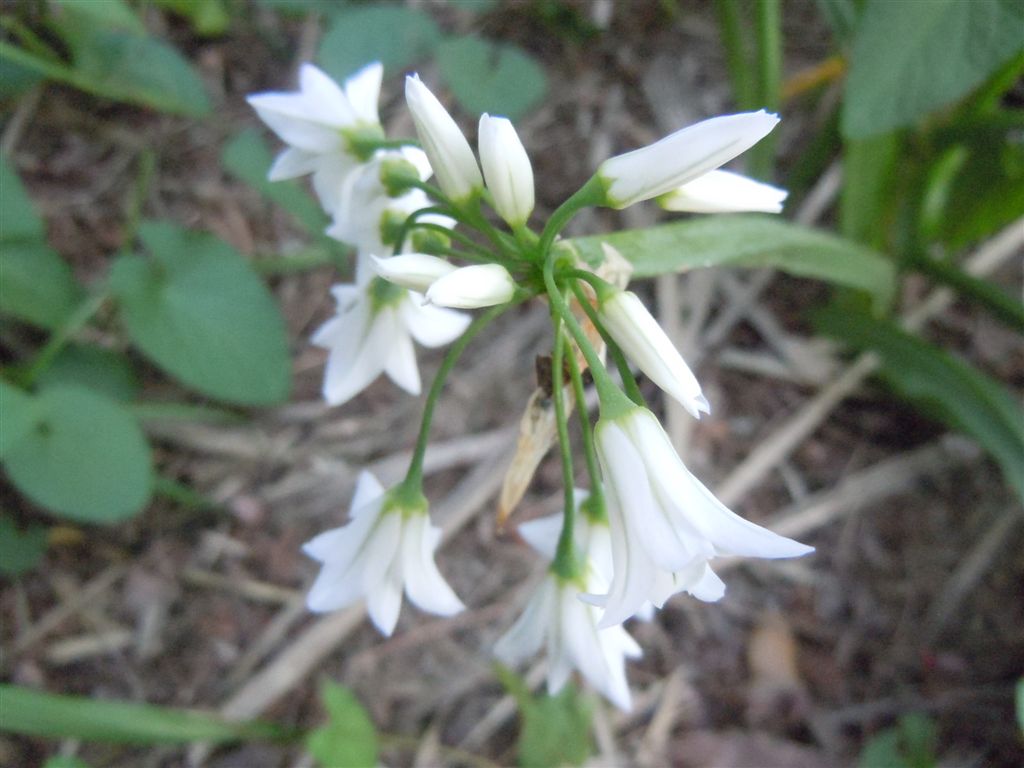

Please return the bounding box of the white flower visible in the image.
[494,570,641,711]
[370,253,456,293]
[424,264,516,309]
[304,471,464,636]
[597,288,709,419]
[596,110,780,209]
[658,169,788,214]
[312,279,470,406]
[248,62,384,213]
[593,405,813,627]
[405,74,483,203]
[478,114,535,226]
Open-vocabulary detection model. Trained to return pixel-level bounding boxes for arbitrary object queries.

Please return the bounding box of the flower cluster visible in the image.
[249,63,811,709]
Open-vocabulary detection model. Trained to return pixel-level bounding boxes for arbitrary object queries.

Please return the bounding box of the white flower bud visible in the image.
[478,114,535,226]
[658,169,788,213]
[424,264,515,309]
[596,110,780,209]
[405,74,483,202]
[370,253,456,293]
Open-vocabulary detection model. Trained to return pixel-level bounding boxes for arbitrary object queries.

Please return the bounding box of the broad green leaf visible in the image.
[843,0,1024,138]
[437,37,547,120]
[0,380,38,458]
[840,132,901,248]
[152,0,230,36]
[858,713,936,768]
[306,681,378,768]
[1,157,45,241]
[0,57,45,99]
[813,0,860,43]
[256,0,347,14]
[109,221,291,405]
[52,0,147,38]
[0,241,83,330]
[317,4,441,81]
[35,344,139,402]
[2,385,153,522]
[222,128,327,235]
[563,215,896,313]
[0,516,47,576]
[497,666,592,768]
[0,684,289,744]
[44,757,92,768]
[816,306,1024,502]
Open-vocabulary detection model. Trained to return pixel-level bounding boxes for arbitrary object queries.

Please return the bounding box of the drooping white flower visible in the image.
[304,471,464,636]
[312,278,470,406]
[405,74,483,203]
[247,62,384,213]
[596,287,709,419]
[658,169,788,214]
[370,253,456,293]
[596,110,780,209]
[424,264,516,309]
[478,114,535,227]
[494,570,641,711]
[592,405,813,627]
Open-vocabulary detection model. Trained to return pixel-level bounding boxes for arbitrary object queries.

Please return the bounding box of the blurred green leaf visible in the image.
[317,4,441,81]
[2,385,153,522]
[438,36,547,120]
[152,0,230,36]
[0,684,289,744]
[35,344,139,402]
[1016,678,1024,734]
[816,306,1024,502]
[497,666,592,768]
[306,681,378,768]
[840,132,900,249]
[0,380,39,458]
[0,156,45,241]
[0,241,83,330]
[52,0,146,36]
[843,0,1024,138]
[109,221,291,405]
[564,215,896,313]
[256,0,347,14]
[813,0,860,43]
[0,58,46,99]
[858,713,937,768]
[0,516,47,576]
[43,757,92,768]
[222,128,328,235]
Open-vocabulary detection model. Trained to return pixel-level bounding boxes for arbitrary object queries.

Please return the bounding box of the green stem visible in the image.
[549,312,579,580]
[403,303,511,488]
[751,0,782,181]
[537,176,605,262]
[22,291,109,387]
[910,256,1024,333]
[565,337,607,524]
[415,221,498,261]
[392,205,456,256]
[253,246,348,275]
[714,0,756,110]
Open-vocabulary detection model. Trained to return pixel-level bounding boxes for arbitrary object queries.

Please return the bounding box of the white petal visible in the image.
[659,169,788,214]
[343,61,383,125]
[687,562,726,602]
[298,63,357,125]
[401,301,471,347]
[320,308,394,405]
[517,513,564,561]
[306,559,367,613]
[268,147,320,180]
[247,95,345,153]
[479,113,535,226]
[383,317,422,395]
[425,264,515,309]
[311,154,359,213]
[302,508,378,565]
[361,512,404,635]
[401,514,465,616]
[371,253,456,293]
[593,490,657,629]
[350,470,385,517]
[494,578,554,666]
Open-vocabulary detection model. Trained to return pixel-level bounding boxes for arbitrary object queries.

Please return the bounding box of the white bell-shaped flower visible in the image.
[304,471,464,636]
[247,62,384,213]
[370,253,457,293]
[424,264,516,309]
[658,169,788,213]
[596,110,780,209]
[312,279,470,406]
[592,405,813,627]
[478,114,535,227]
[405,74,483,203]
[597,287,709,419]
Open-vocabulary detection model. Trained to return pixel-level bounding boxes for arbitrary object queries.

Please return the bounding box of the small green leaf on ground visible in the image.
[109,221,291,405]
[565,215,897,313]
[0,516,48,576]
[307,681,378,768]
[2,385,153,523]
[0,241,83,330]
[317,4,441,81]
[43,757,93,768]
[438,36,547,121]
[0,156,45,241]
[0,379,39,458]
[35,344,139,402]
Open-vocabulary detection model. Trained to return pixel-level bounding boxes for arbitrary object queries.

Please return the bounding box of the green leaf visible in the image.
[813,0,860,43]
[109,221,291,405]
[152,0,230,36]
[437,37,547,121]
[306,681,378,768]
[0,240,83,329]
[1016,678,1024,735]
[0,57,46,99]
[43,758,92,768]
[816,305,1024,502]
[2,385,153,522]
[843,0,1024,138]
[497,666,592,768]
[0,516,47,576]
[841,132,901,248]
[317,4,441,81]
[0,156,45,241]
[35,344,139,402]
[222,128,328,235]
[0,379,39,458]
[563,215,897,313]
[0,684,289,744]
